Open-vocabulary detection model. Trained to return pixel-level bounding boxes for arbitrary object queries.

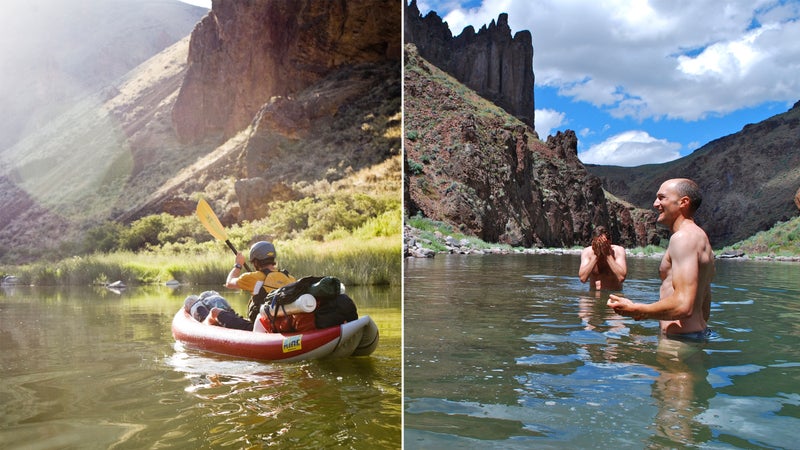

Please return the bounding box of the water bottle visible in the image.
[268,293,317,317]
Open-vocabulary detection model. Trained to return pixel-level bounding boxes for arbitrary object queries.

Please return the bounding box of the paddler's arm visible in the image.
[225,252,247,288]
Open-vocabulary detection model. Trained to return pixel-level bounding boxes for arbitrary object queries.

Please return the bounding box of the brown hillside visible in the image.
[588,101,800,247]
[0,0,402,263]
[0,0,206,152]
[404,44,658,248]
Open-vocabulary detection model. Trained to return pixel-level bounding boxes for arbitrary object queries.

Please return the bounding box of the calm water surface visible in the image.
[0,284,401,449]
[404,254,800,449]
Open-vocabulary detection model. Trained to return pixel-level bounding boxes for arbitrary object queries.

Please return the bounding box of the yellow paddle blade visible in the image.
[196,197,228,241]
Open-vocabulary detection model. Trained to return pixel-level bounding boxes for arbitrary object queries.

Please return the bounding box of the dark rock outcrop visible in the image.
[795,186,800,210]
[173,0,402,144]
[404,0,535,128]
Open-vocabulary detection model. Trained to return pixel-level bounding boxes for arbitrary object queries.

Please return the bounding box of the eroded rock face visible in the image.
[404,0,535,128]
[404,46,657,248]
[173,0,402,143]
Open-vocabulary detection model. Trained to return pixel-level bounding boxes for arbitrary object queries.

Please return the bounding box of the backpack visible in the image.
[315,293,359,329]
[246,270,297,323]
[253,275,324,331]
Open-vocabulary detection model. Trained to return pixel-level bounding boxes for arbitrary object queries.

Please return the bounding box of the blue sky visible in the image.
[414,0,800,166]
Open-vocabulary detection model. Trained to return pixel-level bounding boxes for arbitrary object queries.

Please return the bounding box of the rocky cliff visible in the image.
[588,100,800,247]
[404,0,535,128]
[0,0,402,263]
[145,0,402,222]
[173,0,401,144]
[404,45,658,249]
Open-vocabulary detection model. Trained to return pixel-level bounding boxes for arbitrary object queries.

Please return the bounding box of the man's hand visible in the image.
[608,294,645,320]
[592,234,611,258]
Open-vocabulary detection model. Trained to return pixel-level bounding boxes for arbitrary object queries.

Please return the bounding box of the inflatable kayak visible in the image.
[171,309,379,362]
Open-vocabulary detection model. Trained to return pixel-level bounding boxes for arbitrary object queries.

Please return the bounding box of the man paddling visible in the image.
[578,225,627,290]
[608,178,715,340]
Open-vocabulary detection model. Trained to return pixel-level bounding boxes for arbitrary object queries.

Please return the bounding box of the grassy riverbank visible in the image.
[2,235,400,287]
[2,191,402,286]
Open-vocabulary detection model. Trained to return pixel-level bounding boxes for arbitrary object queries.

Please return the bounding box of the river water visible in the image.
[0,284,401,449]
[404,253,800,449]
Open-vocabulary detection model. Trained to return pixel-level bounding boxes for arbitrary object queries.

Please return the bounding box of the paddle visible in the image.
[196,197,252,271]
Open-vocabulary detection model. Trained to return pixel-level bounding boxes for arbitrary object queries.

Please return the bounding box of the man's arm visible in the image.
[578,247,597,283]
[225,252,247,289]
[604,246,628,284]
[702,282,711,321]
[608,234,698,320]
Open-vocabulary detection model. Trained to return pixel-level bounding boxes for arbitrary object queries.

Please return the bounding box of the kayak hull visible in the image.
[171,309,378,362]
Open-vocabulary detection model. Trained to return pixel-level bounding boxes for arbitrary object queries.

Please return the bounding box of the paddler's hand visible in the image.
[235,252,246,268]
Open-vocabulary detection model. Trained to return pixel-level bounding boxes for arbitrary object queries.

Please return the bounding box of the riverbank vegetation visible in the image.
[406,214,800,259]
[719,215,800,258]
[2,192,402,287]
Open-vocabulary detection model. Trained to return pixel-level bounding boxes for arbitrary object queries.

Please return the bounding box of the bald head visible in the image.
[665,178,702,214]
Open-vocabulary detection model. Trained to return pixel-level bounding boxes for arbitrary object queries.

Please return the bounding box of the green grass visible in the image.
[406,215,515,252]
[720,215,800,257]
[3,235,400,287]
[3,197,402,286]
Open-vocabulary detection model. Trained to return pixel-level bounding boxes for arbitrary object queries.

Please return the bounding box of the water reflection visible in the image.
[404,254,800,449]
[648,338,712,448]
[0,284,401,449]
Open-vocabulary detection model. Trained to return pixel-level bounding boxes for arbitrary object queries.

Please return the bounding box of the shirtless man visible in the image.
[579,226,627,290]
[608,178,715,339]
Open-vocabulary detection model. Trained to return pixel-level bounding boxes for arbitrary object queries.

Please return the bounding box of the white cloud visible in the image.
[533,108,565,139]
[578,130,682,167]
[428,0,800,121]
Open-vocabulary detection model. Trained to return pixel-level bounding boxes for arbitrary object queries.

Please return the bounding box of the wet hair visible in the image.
[673,178,703,213]
[592,226,610,240]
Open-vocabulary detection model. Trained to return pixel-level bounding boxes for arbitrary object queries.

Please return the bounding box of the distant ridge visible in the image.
[0,0,206,152]
[587,101,800,247]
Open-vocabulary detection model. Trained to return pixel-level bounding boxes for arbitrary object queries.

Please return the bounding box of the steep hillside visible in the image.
[404,44,659,249]
[0,0,402,263]
[588,101,800,247]
[0,0,206,152]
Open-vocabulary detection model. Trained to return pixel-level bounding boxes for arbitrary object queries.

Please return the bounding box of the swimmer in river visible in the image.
[607,178,715,340]
[578,225,627,291]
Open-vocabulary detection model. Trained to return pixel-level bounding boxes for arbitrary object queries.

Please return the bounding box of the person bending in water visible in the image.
[579,225,627,290]
[608,178,715,340]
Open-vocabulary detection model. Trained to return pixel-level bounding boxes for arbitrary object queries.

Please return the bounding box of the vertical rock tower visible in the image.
[404,0,535,128]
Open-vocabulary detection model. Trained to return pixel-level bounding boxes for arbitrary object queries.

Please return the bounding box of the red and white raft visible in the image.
[171,309,379,362]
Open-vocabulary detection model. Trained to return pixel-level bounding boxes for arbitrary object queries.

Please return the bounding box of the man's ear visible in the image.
[679,195,690,209]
